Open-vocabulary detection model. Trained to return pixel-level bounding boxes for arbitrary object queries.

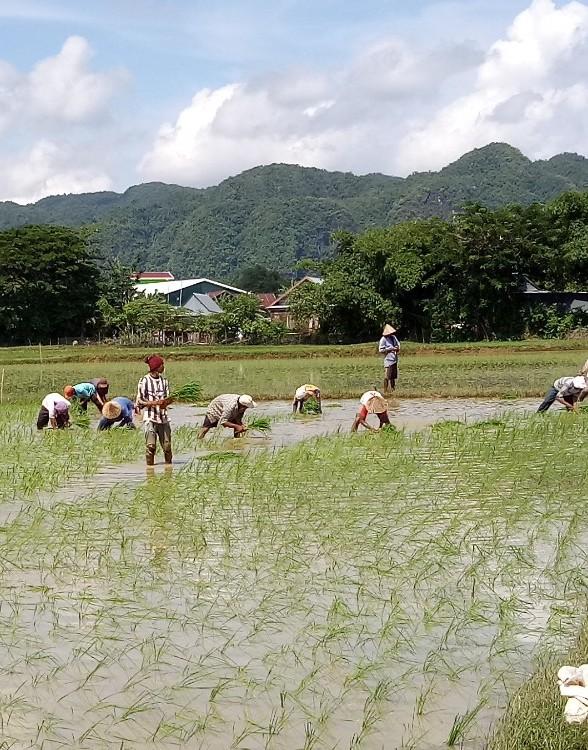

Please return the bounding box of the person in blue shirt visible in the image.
[378,324,400,393]
[64,382,105,412]
[98,397,136,430]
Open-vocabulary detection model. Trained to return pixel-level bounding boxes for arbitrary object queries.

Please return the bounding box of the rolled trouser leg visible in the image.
[159,423,172,463]
[144,421,157,465]
[537,386,558,413]
[36,406,50,430]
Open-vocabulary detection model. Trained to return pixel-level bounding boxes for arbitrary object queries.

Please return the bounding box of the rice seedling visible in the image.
[246,416,272,433]
[170,381,203,403]
[0,392,586,748]
[302,397,321,415]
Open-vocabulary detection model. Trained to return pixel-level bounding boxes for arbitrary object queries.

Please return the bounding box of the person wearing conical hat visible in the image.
[98,397,136,431]
[351,390,391,432]
[379,324,400,393]
[292,384,321,414]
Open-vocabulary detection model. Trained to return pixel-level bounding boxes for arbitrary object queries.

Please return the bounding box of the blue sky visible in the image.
[0,0,585,202]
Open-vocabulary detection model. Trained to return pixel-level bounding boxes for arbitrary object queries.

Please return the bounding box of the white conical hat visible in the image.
[382,324,396,335]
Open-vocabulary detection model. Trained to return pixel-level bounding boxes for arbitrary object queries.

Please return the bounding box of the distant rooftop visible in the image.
[132,271,175,284]
[135,278,248,296]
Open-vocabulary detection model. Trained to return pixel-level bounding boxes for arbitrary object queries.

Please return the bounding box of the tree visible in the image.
[0,225,100,343]
[234,264,288,293]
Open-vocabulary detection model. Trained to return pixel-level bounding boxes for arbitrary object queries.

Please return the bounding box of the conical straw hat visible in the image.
[382,324,396,335]
[366,395,388,414]
[102,400,122,420]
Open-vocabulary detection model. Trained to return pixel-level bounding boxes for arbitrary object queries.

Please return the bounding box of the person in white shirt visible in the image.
[37,393,71,430]
[536,375,588,413]
[292,384,321,414]
[351,390,390,432]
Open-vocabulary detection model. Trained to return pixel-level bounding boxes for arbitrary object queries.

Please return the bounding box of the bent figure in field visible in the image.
[37,393,71,430]
[378,324,400,392]
[351,391,390,432]
[199,394,257,439]
[64,382,105,413]
[578,360,588,403]
[136,355,173,466]
[292,384,321,414]
[536,375,588,413]
[90,377,109,405]
[98,397,136,431]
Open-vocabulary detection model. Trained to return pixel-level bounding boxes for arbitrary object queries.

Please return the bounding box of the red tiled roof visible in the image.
[132,271,175,281]
[257,293,278,308]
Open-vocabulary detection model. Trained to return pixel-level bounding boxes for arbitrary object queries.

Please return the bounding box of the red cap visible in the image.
[145,355,164,371]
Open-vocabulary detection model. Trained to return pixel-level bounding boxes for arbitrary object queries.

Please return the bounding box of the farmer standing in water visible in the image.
[379,324,400,393]
[135,355,173,466]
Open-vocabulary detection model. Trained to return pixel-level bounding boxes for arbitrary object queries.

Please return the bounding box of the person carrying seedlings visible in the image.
[63,382,105,412]
[536,374,588,413]
[37,393,71,430]
[98,397,136,431]
[198,394,257,438]
[578,360,588,403]
[378,324,400,392]
[135,355,173,465]
[351,390,390,432]
[292,384,321,414]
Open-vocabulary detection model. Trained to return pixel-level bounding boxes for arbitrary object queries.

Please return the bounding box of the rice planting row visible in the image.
[0,350,584,404]
[0,415,586,748]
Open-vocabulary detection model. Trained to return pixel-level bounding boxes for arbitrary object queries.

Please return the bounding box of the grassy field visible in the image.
[0,341,587,404]
[0,410,587,747]
[1,338,587,365]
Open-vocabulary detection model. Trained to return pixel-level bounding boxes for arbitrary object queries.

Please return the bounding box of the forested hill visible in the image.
[1,142,588,278]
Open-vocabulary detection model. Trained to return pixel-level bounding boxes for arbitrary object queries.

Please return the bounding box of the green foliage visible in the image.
[246,416,271,433]
[234,264,288,293]
[1,144,588,277]
[0,225,100,343]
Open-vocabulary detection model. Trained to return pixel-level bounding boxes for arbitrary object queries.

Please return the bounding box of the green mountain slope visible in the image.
[1,143,587,277]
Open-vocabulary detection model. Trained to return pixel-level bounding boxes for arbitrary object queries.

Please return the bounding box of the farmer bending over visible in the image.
[136,355,174,466]
[64,382,104,412]
[98,397,136,431]
[536,375,588,413]
[351,390,390,432]
[292,384,321,414]
[199,394,257,438]
[37,393,71,430]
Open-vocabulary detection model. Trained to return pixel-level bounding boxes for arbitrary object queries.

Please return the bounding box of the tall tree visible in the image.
[0,225,100,343]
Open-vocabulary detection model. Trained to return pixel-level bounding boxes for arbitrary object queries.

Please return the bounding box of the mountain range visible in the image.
[1,142,588,278]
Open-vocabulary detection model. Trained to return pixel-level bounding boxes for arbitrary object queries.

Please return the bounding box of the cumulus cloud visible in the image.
[140,0,588,185]
[0,36,126,133]
[0,36,127,203]
[0,140,113,204]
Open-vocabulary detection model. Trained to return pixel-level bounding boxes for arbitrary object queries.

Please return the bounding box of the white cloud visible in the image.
[0,140,113,204]
[0,36,127,132]
[0,36,128,203]
[140,0,588,186]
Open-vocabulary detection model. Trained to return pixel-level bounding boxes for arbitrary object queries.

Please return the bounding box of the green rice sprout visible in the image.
[246,416,271,433]
[171,381,203,403]
[301,397,321,415]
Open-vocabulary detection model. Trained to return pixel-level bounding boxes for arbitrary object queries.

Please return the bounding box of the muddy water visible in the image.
[41,397,539,503]
[3,396,554,750]
[175,396,539,449]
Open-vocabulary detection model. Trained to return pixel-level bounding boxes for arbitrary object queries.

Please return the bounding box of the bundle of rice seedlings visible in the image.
[302,397,321,414]
[246,416,272,433]
[171,382,203,403]
[381,423,398,434]
[70,402,90,429]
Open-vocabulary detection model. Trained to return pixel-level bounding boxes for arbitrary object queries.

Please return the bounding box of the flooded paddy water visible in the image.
[0,397,585,749]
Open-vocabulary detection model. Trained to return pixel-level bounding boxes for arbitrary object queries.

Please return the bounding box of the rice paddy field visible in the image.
[0,341,587,749]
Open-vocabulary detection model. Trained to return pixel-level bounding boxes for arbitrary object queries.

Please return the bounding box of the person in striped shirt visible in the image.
[135,355,174,466]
